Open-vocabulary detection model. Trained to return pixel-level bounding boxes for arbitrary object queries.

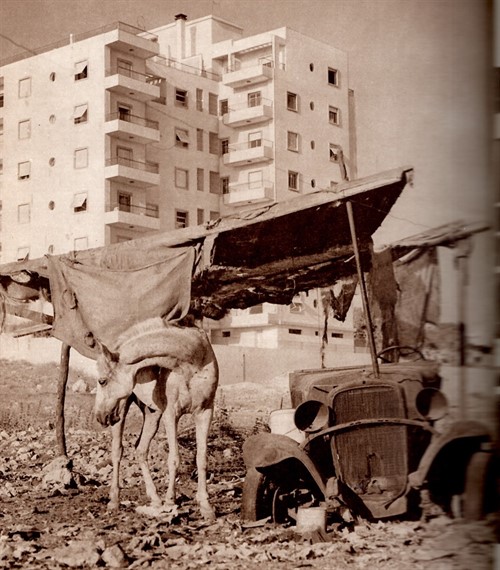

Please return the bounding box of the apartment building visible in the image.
[0,14,356,348]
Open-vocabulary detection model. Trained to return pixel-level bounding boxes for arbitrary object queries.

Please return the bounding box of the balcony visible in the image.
[104,202,160,232]
[105,65,160,102]
[223,99,273,127]
[105,22,159,60]
[104,156,160,188]
[105,112,160,144]
[222,62,273,88]
[223,181,274,205]
[223,139,274,166]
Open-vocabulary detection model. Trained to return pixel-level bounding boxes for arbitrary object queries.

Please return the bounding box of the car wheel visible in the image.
[241,467,321,524]
[463,451,494,521]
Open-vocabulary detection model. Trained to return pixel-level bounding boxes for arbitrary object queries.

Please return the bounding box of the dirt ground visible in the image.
[0,359,497,569]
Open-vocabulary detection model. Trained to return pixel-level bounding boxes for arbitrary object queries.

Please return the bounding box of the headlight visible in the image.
[415,388,448,420]
[294,400,330,433]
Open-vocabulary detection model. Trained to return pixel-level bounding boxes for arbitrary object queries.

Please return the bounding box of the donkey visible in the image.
[94,317,219,521]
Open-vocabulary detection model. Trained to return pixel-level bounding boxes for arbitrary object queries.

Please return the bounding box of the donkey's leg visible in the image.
[135,404,162,507]
[194,406,215,521]
[108,395,133,510]
[164,405,181,506]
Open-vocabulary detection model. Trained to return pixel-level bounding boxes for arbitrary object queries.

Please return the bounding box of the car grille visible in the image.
[330,385,407,493]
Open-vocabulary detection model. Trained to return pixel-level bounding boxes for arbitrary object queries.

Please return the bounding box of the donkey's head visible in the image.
[94,341,135,427]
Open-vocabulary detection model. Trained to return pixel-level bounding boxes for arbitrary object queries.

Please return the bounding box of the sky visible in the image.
[0,0,492,244]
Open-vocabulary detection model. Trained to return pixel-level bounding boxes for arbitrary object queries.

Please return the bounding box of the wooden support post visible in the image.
[456,239,471,419]
[346,200,380,378]
[56,342,71,457]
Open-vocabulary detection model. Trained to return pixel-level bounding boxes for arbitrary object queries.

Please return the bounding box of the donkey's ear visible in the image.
[95,339,120,363]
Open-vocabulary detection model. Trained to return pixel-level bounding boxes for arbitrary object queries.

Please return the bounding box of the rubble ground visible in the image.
[0,359,497,569]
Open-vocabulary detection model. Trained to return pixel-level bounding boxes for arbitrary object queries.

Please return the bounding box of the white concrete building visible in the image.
[0,14,357,349]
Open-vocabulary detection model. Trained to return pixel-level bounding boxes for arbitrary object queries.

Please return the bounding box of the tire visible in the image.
[463,451,494,521]
[241,466,322,524]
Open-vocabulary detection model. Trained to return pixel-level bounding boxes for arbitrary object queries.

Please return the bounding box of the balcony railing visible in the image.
[108,203,159,218]
[225,97,273,112]
[150,55,221,82]
[106,112,159,130]
[223,57,274,73]
[106,65,159,84]
[228,139,273,152]
[106,156,159,174]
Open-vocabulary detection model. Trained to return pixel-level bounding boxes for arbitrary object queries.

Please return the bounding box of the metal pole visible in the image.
[456,239,471,419]
[56,342,70,456]
[346,201,380,378]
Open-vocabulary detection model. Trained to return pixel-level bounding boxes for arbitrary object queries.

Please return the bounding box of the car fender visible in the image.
[242,433,326,494]
[408,420,491,488]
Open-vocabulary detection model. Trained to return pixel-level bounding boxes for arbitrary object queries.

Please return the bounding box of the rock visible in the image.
[71,378,89,393]
[52,540,101,567]
[101,543,129,567]
[41,456,75,489]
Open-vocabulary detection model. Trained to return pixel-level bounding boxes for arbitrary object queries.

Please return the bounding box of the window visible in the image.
[175,167,189,189]
[18,204,30,224]
[17,247,29,261]
[209,211,219,221]
[73,192,87,213]
[221,177,229,195]
[175,88,188,107]
[287,91,298,111]
[118,104,131,120]
[18,161,31,180]
[146,203,159,218]
[18,119,31,140]
[248,170,263,189]
[209,171,220,194]
[289,328,302,335]
[249,305,263,314]
[175,210,189,229]
[74,237,88,251]
[288,170,298,191]
[209,132,219,154]
[221,139,229,155]
[328,67,339,86]
[219,99,228,115]
[197,168,204,192]
[248,91,261,108]
[197,209,204,225]
[74,147,88,169]
[331,332,344,338]
[248,131,262,148]
[0,94,3,108]
[287,131,299,152]
[0,118,2,136]
[329,105,340,125]
[196,128,203,151]
[175,128,189,148]
[18,77,31,98]
[222,331,231,338]
[330,144,340,162]
[118,192,131,212]
[117,58,132,76]
[196,88,203,111]
[208,92,218,115]
[74,60,88,81]
[73,104,88,124]
[0,159,3,175]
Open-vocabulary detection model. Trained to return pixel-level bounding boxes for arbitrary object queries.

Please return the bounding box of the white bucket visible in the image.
[268,409,305,443]
[295,506,327,533]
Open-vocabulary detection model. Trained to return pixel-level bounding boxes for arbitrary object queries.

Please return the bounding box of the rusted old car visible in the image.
[241,351,495,524]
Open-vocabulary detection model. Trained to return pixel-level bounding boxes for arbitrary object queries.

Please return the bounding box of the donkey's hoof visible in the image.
[107,501,120,511]
[200,505,216,523]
